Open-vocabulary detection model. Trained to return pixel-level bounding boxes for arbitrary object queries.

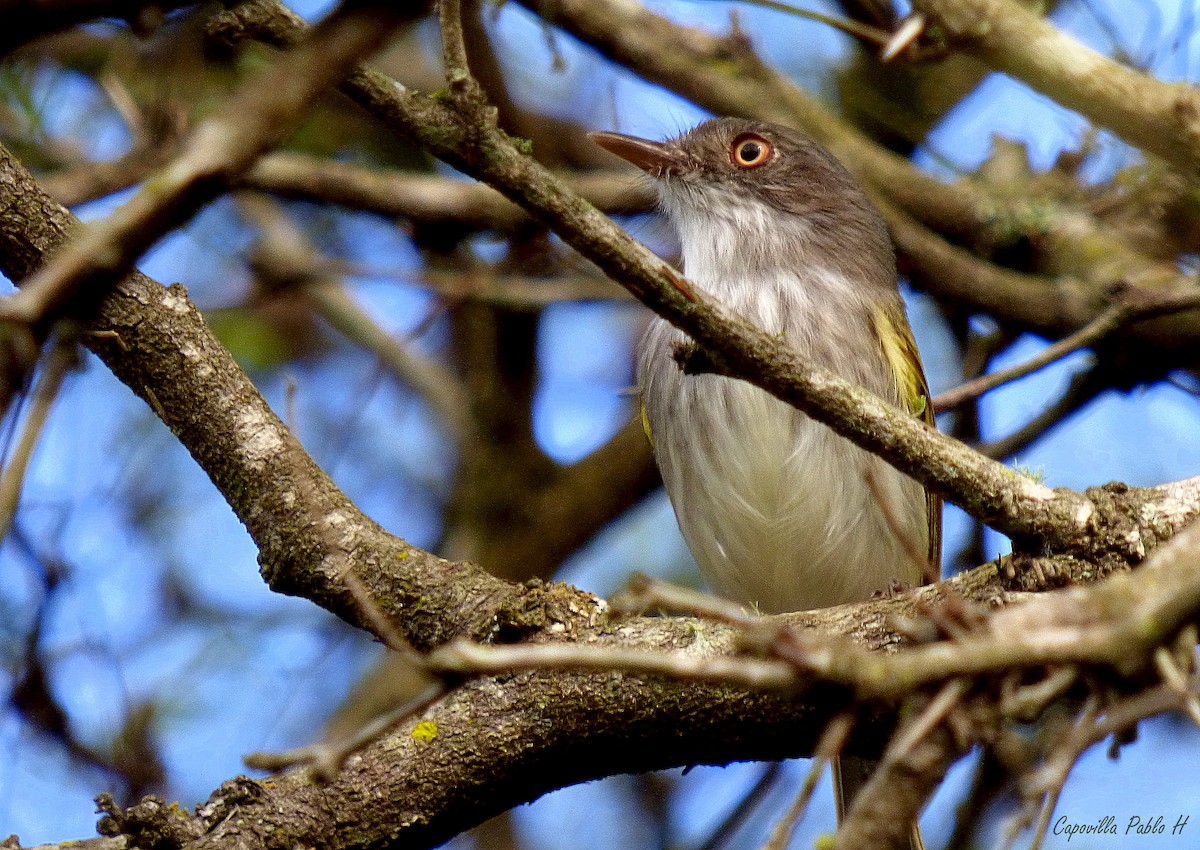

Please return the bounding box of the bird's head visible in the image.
[591,118,893,286]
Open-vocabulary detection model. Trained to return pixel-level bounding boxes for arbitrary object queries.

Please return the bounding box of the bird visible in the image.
[591,117,940,850]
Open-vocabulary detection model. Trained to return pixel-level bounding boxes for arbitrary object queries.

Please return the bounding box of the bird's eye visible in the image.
[730,134,773,169]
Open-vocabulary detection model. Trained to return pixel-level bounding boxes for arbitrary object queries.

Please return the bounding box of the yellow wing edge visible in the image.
[872,306,943,572]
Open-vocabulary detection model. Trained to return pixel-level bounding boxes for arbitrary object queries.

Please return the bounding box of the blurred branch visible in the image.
[875,193,1099,338]
[237,193,476,447]
[0,0,195,56]
[696,762,783,850]
[507,415,657,575]
[732,0,895,48]
[1017,684,1189,845]
[834,689,961,850]
[759,724,840,850]
[913,0,1200,178]
[276,251,629,305]
[458,0,607,169]
[7,534,166,801]
[0,337,72,537]
[0,1,418,338]
[240,152,655,231]
[39,144,171,207]
[303,277,474,443]
[414,269,628,305]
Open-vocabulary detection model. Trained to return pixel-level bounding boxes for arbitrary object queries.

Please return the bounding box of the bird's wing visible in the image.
[872,305,943,572]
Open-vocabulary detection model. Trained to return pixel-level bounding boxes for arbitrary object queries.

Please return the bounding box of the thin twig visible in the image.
[1018,695,1101,849]
[284,376,298,436]
[325,260,628,306]
[241,152,657,231]
[1028,780,1063,850]
[979,368,1105,460]
[338,568,425,666]
[439,0,474,94]
[1017,686,1186,847]
[944,746,1010,850]
[439,0,470,81]
[864,465,938,585]
[97,72,147,145]
[427,636,798,690]
[610,574,761,628]
[934,290,1200,413]
[697,0,892,47]
[881,14,925,61]
[999,667,1077,721]
[886,678,970,764]
[1152,644,1200,727]
[244,681,447,780]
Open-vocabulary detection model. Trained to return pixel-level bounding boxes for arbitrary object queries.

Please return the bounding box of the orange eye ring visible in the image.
[730,134,773,169]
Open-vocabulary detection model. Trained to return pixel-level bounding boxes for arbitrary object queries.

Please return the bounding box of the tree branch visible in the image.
[0,138,533,651]
[913,0,1200,178]
[3,4,1200,848]
[0,1,418,337]
[239,152,655,231]
[81,501,1200,850]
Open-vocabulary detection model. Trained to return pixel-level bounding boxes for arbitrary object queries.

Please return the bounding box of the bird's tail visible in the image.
[833,755,925,850]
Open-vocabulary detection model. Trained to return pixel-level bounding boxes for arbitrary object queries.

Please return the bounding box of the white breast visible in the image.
[638,262,927,614]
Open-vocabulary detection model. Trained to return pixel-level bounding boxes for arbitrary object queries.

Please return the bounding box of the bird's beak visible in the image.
[589,131,687,177]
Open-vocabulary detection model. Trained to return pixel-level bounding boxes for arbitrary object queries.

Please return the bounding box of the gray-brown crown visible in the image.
[592,118,895,292]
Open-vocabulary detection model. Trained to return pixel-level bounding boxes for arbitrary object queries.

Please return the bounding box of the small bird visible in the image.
[592,118,939,849]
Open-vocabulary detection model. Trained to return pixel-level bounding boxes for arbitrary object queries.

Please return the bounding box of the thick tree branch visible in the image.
[429,505,1200,692]
[913,0,1200,178]
[83,501,1200,850]
[0,139,532,652]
